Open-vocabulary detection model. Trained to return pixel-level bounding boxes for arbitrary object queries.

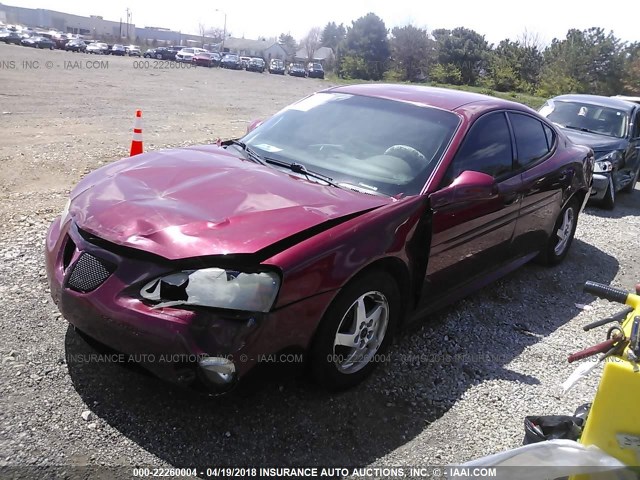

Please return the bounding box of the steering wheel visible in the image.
[384,145,427,170]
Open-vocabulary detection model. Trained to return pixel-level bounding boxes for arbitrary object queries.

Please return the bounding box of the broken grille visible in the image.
[66,253,114,293]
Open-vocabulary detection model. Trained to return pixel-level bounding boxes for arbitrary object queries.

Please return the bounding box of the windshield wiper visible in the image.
[564,125,599,135]
[263,158,340,188]
[221,140,339,187]
[220,139,267,165]
[222,138,246,149]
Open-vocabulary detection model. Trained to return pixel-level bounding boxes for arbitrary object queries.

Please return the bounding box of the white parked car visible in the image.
[126,45,141,57]
[86,42,109,54]
[175,47,208,63]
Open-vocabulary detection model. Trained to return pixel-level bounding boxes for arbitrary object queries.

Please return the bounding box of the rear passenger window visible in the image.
[543,124,555,150]
[509,113,550,169]
[446,112,513,183]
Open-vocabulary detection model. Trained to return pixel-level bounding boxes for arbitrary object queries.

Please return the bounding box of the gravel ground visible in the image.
[1,44,639,477]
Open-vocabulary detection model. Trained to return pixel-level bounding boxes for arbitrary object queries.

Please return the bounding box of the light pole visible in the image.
[215,8,227,53]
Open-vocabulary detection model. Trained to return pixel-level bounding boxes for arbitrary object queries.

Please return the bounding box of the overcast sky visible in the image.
[9,0,640,46]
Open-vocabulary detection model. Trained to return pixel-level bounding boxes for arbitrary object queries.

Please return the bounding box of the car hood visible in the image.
[562,129,627,152]
[68,145,389,260]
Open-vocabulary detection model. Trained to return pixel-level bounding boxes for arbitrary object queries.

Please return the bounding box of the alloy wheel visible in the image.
[554,206,575,256]
[332,291,389,374]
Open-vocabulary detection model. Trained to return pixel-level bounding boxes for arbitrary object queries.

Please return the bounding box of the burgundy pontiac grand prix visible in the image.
[45,85,593,393]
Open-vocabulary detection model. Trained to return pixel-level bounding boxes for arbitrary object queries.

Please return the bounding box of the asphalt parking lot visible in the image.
[1,43,639,475]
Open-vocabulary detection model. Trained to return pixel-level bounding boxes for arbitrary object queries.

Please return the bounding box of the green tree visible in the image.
[538,28,625,96]
[341,13,390,80]
[389,24,434,82]
[432,27,489,85]
[484,39,543,92]
[484,52,519,91]
[278,33,297,59]
[622,42,640,94]
[429,63,462,85]
[321,21,346,51]
[339,55,367,79]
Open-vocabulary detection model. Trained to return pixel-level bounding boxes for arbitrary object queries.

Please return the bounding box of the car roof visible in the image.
[327,84,525,112]
[612,95,640,105]
[550,94,636,112]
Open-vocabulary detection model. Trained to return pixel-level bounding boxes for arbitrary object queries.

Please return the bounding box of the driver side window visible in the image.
[443,112,513,186]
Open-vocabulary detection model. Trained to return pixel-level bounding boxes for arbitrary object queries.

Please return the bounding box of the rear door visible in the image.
[424,111,522,300]
[508,112,565,256]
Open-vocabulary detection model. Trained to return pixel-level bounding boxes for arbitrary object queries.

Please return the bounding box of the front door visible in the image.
[423,111,521,302]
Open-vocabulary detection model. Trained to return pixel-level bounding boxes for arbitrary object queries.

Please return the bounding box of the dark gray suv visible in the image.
[539,94,640,209]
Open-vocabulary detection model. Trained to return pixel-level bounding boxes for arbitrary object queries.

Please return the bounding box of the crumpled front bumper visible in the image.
[45,217,333,393]
[589,173,611,201]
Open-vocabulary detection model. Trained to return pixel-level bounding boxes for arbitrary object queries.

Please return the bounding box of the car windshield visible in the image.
[241,92,460,196]
[539,100,629,138]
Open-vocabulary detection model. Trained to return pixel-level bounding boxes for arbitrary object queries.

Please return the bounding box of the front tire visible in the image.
[601,177,616,209]
[538,197,579,266]
[310,270,400,391]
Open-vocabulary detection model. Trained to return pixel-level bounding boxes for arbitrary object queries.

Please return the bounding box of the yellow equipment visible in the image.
[577,282,640,466]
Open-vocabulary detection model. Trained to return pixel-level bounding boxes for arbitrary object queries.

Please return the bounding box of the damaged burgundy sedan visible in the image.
[45,85,593,393]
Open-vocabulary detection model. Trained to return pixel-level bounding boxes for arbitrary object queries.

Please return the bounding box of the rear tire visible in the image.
[538,197,579,266]
[310,270,400,391]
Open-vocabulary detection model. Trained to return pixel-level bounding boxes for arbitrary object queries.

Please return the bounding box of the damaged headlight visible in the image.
[593,151,621,173]
[140,268,280,313]
[593,161,613,173]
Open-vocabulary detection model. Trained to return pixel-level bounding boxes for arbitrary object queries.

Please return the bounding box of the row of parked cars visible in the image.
[71,41,141,56]
[1,30,321,79]
[141,45,324,78]
[0,28,142,56]
[0,29,59,49]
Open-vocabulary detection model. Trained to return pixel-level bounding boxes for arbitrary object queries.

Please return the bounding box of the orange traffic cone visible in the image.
[130,110,143,156]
